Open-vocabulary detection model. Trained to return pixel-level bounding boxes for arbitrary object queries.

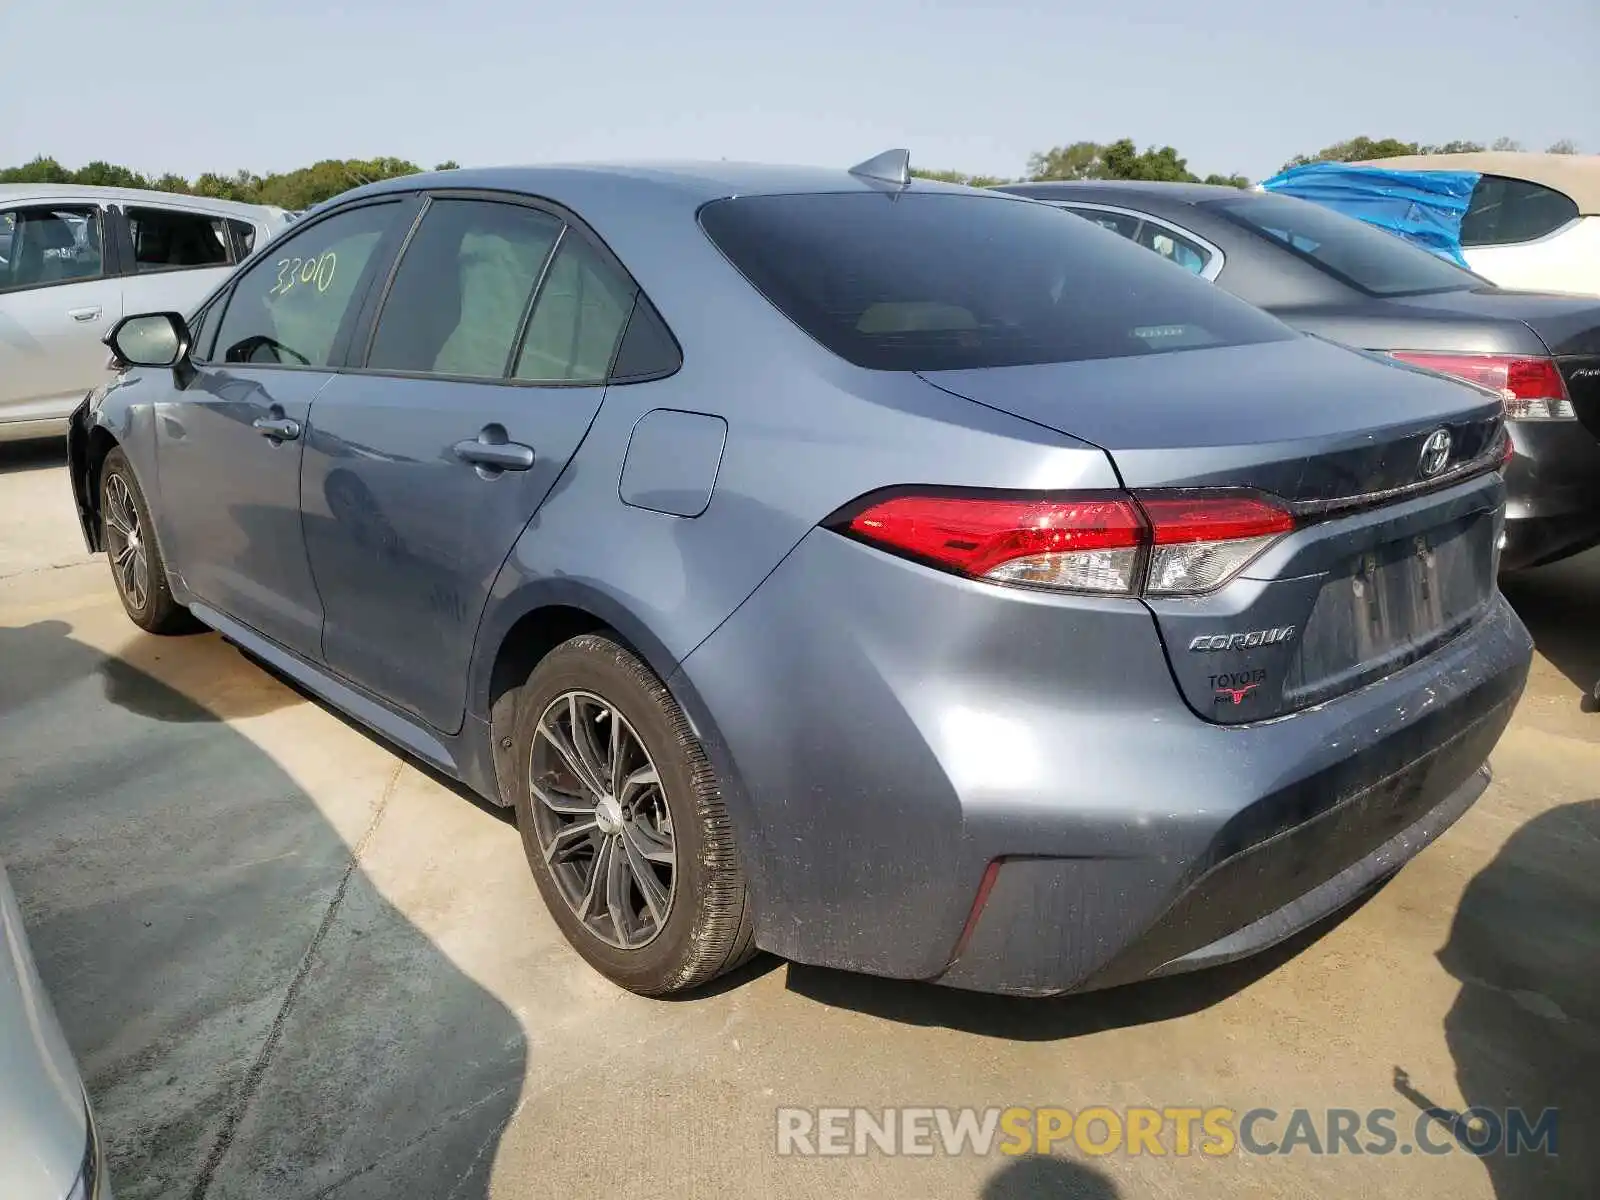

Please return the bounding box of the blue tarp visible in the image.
[1257,162,1480,267]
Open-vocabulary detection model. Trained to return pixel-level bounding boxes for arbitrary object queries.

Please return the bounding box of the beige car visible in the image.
[1361,151,1600,296]
[0,185,293,442]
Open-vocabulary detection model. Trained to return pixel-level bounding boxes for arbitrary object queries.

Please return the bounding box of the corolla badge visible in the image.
[1188,627,1296,652]
[1419,428,1453,479]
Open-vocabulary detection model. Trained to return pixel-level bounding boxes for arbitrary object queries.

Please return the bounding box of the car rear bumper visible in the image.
[1501,419,1600,569]
[675,527,1532,996]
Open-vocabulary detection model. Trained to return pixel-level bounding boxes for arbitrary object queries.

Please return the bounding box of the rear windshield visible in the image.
[697,192,1293,371]
[1203,192,1480,297]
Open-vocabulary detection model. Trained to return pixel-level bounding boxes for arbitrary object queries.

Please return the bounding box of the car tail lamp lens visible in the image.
[841,494,1145,593]
[1389,351,1575,420]
[1140,496,1295,596]
[835,491,1294,596]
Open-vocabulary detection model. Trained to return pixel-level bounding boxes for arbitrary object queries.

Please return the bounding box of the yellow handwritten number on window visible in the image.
[269,251,337,298]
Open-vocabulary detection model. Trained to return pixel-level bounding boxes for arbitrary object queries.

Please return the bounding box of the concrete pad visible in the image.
[2,446,1596,1199]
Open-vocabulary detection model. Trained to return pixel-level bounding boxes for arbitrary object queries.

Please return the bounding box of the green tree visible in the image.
[0,155,72,183]
[910,167,1009,188]
[1027,139,1247,187]
[434,160,461,171]
[1282,136,1420,170]
[71,161,151,189]
[1491,136,1524,152]
[1547,139,1579,155]
[151,173,192,193]
[1418,140,1485,155]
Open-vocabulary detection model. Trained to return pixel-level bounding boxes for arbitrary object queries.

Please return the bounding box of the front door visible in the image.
[301,197,636,731]
[155,197,413,656]
[0,203,123,426]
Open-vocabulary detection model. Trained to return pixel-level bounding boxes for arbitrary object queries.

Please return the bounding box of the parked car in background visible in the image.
[1355,152,1600,296]
[1002,180,1600,569]
[0,185,293,443]
[69,157,1529,1000]
[1,859,106,1200]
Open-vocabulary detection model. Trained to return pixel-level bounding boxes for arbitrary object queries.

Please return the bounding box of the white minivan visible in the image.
[0,185,293,442]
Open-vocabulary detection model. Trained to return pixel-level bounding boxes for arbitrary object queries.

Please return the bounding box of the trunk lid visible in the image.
[921,335,1507,723]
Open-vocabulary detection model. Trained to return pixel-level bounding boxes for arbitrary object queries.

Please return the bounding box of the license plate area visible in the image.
[1283,511,1496,708]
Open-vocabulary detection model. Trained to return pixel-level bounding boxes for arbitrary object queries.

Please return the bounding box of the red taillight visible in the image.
[1389,351,1575,421]
[836,491,1294,596]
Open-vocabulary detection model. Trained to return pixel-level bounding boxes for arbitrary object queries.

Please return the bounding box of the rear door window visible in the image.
[366,199,563,379]
[126,207,231,272]
[698,192,1290,371]
[1460,175,1580,247]
[1063,206,1140,239]
[0,205,105,291]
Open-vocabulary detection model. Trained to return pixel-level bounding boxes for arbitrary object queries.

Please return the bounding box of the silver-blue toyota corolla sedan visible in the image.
[67,154,1532,997]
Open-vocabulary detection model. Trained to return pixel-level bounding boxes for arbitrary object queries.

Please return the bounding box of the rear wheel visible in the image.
[511,633,755,995]
[100,449,198,635]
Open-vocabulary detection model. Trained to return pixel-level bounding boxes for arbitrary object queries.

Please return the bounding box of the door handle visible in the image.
[253,416,302,441]
[453,434,535,472]
[68,306,101,322]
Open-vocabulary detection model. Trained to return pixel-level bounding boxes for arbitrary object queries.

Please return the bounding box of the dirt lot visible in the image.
[1,439,1595,1200]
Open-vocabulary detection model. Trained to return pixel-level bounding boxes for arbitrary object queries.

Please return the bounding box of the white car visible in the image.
[0,859,106,1199]
[1363,152,1600,296]
[0,185,293,442]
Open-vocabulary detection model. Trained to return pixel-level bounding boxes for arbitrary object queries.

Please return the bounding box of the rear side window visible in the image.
[367,199,563,379]
[1460,175,1580,247]
[698,193,1290,371]
[1204,192,1477,297]
[126,207,231,272]
[229,219,257,259]
[1134,221,1212,275]
[513,236,635,383]
[1064,206,1140,239]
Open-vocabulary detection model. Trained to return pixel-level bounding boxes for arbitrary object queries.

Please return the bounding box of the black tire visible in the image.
[511,633,756,995]
[99,448,199,635]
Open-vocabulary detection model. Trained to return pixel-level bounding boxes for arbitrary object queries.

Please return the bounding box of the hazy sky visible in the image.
[3,0,1594,183]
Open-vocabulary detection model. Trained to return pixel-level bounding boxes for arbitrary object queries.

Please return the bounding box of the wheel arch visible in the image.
[473,580,734,808]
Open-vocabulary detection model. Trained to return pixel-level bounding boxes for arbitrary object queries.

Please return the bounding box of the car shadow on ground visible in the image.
[1501,549,1600,705]
[0,436,66,474]
[1403,798,1598,1199]
[781,887,1381,1040]
[981,1154,1121,1198]
[0,617,526,1200]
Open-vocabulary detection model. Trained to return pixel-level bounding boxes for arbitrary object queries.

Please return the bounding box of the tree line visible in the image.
[1,135,1583,209]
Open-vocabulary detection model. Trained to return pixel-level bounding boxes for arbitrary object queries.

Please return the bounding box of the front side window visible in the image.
[1204,192,1477,297]
[698,192,1290,371]
[0,205,104,291]
[214,202,399,367]
[1460,176,1580,247]
[367,199,563,379]
[126,207,231,273]
[513,235,636,383]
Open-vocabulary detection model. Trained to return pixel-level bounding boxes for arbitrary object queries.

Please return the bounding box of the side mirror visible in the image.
[106,312,191,369]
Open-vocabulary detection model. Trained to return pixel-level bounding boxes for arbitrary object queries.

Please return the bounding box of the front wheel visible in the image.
[99,449,198,635]
[511,634,756,995]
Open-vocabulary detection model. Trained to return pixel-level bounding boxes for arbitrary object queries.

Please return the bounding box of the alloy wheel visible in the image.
[103,473,150,612]
[528,690,676,949]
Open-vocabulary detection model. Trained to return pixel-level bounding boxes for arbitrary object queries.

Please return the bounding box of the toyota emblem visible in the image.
[1419,428,1452,479]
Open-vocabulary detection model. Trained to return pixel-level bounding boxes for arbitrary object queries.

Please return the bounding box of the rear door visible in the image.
[301,194,638,732]
[114,201,243,317]
[0,202,123,425]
